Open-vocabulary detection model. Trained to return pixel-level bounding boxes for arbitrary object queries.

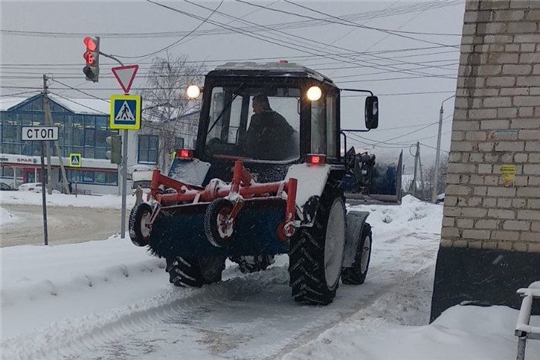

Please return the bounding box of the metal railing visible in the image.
[515,287,540,360]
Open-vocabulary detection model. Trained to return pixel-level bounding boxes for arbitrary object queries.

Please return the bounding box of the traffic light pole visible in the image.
[99,51,124,66]
[120,130,128,238]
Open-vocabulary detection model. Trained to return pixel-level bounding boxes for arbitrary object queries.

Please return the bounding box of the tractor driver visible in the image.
[242,94,296,160]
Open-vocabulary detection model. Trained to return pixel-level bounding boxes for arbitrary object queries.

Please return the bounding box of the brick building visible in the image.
[431,0,540,321]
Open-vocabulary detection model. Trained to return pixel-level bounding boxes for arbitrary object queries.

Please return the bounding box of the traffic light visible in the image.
[106,135,122,164]
[83,36,100,82]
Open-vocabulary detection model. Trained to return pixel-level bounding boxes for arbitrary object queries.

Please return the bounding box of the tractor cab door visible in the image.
[308,85,340,163]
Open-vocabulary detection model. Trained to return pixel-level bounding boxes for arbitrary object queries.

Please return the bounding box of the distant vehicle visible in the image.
[131,170,153,193]
[18,182,42,192]
[436,193,445,204]
[18,182,60,194]
[0,182,17,191]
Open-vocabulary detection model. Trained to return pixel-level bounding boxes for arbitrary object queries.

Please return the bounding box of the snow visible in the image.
[47,94,109,115]
[0,95,109,115]
[0,97,28,111]
[1,193,539,359]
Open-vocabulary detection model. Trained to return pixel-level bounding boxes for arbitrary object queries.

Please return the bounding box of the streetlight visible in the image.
[432,95,455,203]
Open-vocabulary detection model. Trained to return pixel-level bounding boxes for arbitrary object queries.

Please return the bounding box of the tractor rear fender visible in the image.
[342,210,370,267]
[285,163,330,225]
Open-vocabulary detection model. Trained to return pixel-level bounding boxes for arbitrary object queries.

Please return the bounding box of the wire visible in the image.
[0,90,40,97]
[48,92,108,114]
[420,142,450,154]
[169,0,455,79]
[0,2,463,39]
[0,46,458,70]
[342,90,455,97]
[52,79,109,102]
[370,121,440,146]
[235,0,460,48]
[115,0,224,60]
[283,0,462,37]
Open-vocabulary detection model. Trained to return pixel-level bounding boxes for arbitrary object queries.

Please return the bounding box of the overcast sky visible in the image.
[0,0,465,169]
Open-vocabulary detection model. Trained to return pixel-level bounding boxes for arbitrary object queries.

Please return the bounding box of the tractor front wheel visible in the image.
[341,223,372,285]
[204,198,235,247]
[128,203,153,247]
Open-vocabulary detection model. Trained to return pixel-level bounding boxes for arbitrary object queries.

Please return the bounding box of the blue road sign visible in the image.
[109,94,141,130]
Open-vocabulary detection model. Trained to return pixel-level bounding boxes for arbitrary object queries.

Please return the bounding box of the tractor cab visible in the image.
[186,61,378,184]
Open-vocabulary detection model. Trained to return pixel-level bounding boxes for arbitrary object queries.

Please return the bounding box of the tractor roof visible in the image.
[208,62,335,86]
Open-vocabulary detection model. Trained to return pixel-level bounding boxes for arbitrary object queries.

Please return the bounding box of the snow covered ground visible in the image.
[1,192,539,360]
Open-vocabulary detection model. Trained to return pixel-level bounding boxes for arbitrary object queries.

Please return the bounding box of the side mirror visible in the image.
[365,96,379,129]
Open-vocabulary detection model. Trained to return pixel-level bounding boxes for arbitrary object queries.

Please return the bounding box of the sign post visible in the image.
[110,65,140,239]
[22,126,59,245]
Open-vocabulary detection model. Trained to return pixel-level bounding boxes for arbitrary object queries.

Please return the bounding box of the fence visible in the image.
[515,286,540,360]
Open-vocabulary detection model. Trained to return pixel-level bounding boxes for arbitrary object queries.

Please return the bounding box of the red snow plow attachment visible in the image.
[130,160,298,249]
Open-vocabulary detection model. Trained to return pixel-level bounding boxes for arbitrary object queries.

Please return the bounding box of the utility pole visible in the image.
[43,75,70,195]
[411,142,420,197]
[432,95,454,202]
[418,144,425,199]
[42,75,53,195]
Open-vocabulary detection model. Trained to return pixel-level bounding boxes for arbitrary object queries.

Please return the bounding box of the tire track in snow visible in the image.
[270,230,440,359]
[4,229,440,360]
[2,268,290,360]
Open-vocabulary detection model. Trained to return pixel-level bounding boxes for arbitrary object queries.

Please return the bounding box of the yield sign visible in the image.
[111,64,139,94]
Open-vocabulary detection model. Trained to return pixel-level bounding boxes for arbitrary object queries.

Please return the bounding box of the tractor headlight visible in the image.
[307,86,322,101]
[186,85,201,99]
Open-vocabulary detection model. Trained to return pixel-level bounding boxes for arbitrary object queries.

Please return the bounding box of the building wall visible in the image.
[431,0,540,321]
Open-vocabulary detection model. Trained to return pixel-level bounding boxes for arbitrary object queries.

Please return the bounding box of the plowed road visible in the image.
[1,204,125,247]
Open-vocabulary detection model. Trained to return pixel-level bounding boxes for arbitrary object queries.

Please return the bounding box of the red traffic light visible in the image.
[83,36,97,51]
[83,51,94,65]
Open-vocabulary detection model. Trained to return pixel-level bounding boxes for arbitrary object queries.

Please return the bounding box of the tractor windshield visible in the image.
[205,86,300,162]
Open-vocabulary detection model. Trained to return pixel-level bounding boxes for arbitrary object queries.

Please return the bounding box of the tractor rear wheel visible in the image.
[289,191,346,305]
[341,223,372,285]
[166,256,226,288]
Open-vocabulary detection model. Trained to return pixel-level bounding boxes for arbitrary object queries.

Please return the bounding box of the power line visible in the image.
[118,0,224,60]
[342,90,455,97]
[49,92,108,114]
[236,0,460,48]
[167,0,455,79]
[0,90,40,97]
[420,142,450,154]
[52,79,109,102]
[0,2,463,39]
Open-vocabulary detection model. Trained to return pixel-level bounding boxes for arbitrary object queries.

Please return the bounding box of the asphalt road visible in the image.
[1,204,126,247]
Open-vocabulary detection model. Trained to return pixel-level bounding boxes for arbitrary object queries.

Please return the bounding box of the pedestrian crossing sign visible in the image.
[69,153,82,167]
[109,94,141,130]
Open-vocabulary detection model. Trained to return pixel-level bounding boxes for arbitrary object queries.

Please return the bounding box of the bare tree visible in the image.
[423,154,449,197]
[139,53,205,172]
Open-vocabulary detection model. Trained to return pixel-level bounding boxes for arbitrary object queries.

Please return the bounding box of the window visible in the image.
[138,135,159,164]
[311,97,326,154]
[205,86,300,161]
[175,137,185,149]
[326,95,337,159]
[66,169,117,186]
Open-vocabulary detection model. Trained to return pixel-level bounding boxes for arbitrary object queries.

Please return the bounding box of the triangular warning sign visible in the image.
[115,101,135,121]
[111,65,139,94]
